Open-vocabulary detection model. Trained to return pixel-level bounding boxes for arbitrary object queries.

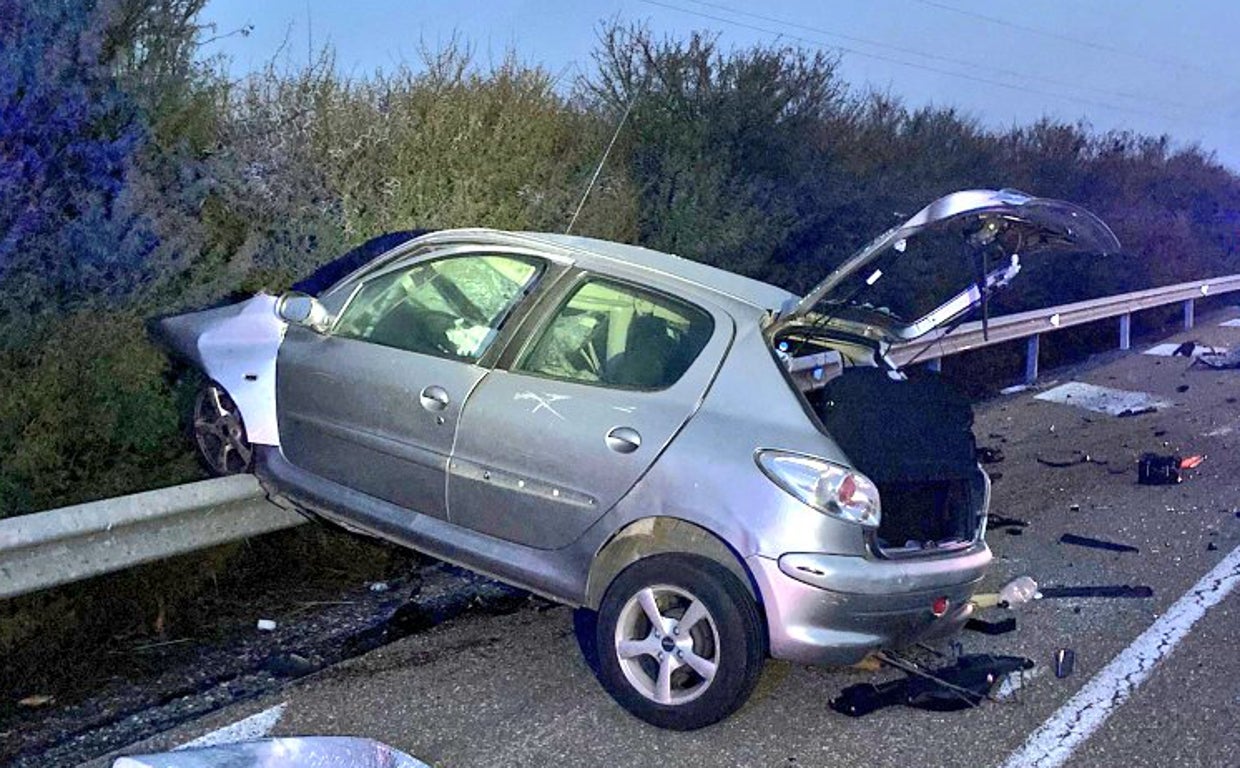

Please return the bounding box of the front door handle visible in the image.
[419,385,450,412]
[605,426,642,454]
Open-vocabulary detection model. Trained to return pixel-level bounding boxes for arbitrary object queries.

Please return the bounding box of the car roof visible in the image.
[408,229,796,314]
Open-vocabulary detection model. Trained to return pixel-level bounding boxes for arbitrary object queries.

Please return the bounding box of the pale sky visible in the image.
[199,1,1240,170]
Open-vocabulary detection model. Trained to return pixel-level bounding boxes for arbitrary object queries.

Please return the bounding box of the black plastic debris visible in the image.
[977,446,1005,464]
[1176,384,1190,393]
[1172,341,1197,357]
[988,513,1028,531]
[830,655,1033,717]
[965,617,1017,636]
[1039,585,1154,599]
[1037,454,1087,468]
[1059,533,1139,553]
[1054,648,1075,678]
[1138,453,1182,485]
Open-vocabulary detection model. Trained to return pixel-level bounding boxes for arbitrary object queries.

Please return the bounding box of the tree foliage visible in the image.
[1,13,1239,514]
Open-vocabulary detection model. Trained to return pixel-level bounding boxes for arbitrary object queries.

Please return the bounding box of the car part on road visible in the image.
[1058,533,1139,554]
[114,737,426,768]
[977,446,1005,464]
[829,653,1034,716]
[592,555,766,730]
[1054,648,1076,679]
[965,617,1017,635]
[1193,347,1240,368]
[1037,585,1154,599]
[1138,453,1184,485]
[192,381,253,476]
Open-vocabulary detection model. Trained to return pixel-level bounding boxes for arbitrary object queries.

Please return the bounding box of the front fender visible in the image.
[155,294,285,446]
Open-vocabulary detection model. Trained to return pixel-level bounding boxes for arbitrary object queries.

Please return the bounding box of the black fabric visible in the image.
[811,367,977,485]
[829,655,1034,717]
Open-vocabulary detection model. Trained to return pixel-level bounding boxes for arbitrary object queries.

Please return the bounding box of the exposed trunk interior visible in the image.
[771,328,984,556]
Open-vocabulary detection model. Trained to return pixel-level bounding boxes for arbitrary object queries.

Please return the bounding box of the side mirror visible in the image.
[276,292,331,332]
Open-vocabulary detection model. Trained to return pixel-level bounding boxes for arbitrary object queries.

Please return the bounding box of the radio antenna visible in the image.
[566,93,637,234]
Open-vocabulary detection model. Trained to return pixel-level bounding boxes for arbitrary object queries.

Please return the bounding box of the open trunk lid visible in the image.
[778,189,1121,344]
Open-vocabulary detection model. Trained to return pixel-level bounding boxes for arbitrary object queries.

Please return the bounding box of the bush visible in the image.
[0,311,201,517]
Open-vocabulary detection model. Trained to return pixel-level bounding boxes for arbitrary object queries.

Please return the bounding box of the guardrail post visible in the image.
[1183,299,1195,329]
[1119,313,1131,351]
[925,358,942,373]
[1024,334,1040,384]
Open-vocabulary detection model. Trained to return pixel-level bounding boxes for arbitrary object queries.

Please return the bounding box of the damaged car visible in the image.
[156,189,1118,729]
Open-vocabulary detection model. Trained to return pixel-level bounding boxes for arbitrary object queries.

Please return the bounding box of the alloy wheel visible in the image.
[613,584,720,706]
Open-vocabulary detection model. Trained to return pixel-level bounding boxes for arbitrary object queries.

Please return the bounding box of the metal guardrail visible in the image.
[0,476,303,600]
[890,273,1240,381]
[2,272,1239,600]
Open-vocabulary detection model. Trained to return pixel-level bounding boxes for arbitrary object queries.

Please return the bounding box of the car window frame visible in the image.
[326,248,559,366]
[506,271,718,393]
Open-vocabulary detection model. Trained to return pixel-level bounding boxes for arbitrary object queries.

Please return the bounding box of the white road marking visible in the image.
[175,702,287,749]
[999,545,1240,768]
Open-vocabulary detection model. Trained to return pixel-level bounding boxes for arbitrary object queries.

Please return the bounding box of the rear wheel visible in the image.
[591,554,765,730]
[192,381,253,476]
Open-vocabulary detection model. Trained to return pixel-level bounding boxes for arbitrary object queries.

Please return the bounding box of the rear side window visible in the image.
[333,254,542,361]
[518,278,714,390]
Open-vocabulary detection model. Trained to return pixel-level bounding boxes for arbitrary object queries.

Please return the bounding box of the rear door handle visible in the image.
[419,385,450,412]
[605,426,642,454]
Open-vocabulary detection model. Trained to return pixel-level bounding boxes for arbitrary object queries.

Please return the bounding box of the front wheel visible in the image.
[592,554,766,730]
[191,381,253,476]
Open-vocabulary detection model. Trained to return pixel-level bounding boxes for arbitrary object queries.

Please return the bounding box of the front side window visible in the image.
[518,278,714,390]
[333,254,542,361]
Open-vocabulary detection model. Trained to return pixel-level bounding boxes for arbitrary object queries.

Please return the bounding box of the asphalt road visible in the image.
[85,314,1240,768]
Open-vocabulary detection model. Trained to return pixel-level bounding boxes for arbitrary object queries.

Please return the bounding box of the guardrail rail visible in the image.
[0,475,303,600]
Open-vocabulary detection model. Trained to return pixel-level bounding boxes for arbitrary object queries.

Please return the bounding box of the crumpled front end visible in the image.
[153,294,285,446]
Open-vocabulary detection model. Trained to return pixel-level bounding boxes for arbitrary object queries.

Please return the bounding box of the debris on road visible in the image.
[1179,454,1205,470]
[368,581,390,593]
[1037,585,1154,599]
[977,446,1005,464]
[965,617,1017,636]
[830,654,1034,716]
[1138,453,1183,485]
[1053,648,1076,678]
[1035,382,1171,417]
[1000,384,1029,395]
[988,514,1028,532]
[1193,348,1240,369]
[973,576,1038,609]
[255,619,277,632]
[1144,341,1224,358]
[1058,533,1139,554]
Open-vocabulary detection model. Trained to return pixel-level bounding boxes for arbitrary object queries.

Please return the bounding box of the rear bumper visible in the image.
[747,542,992,666]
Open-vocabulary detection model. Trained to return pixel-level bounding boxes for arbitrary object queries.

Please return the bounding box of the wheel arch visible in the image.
[584,517,760,611]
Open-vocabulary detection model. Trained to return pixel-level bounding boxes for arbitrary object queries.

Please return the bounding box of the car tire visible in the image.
[191,380,254,476]
[593,554,766,730]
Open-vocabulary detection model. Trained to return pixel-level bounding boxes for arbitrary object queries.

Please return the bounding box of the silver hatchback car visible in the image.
[158,189,1117,729]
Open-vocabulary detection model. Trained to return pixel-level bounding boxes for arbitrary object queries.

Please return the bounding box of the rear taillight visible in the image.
[756,450,881,528]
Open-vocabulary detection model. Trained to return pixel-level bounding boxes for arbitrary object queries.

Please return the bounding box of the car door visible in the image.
[447,274,732,548]
[277,251,547,519]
